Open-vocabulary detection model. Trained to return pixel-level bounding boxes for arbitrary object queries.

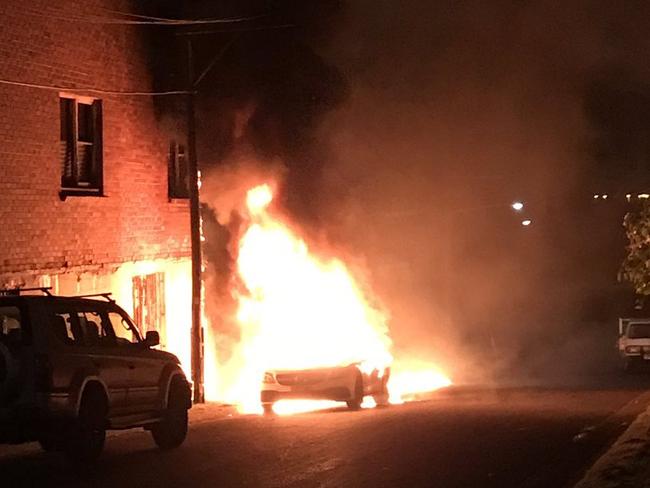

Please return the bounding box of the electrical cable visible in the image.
[0,78,190,97]
[20,7,268,25]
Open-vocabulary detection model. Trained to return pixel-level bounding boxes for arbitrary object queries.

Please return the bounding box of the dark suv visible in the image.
[0,288,191,461]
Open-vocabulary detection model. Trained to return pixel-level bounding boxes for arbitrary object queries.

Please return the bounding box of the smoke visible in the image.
[195,1,650,386]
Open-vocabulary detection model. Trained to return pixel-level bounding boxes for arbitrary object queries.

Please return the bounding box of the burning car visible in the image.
[260,363,390,414]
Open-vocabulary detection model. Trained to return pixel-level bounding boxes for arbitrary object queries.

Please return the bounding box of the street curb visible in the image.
[575,395,650,488]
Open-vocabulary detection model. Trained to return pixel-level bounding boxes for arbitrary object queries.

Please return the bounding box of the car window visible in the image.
[628,324,650,339]
[78,311,114,347]
[106,311,140,345]
[50,311,81,346]
[0,306,23,347]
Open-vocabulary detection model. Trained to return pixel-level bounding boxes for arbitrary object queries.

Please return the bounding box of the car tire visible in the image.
[346,375,363,410]
[38,436,58,453]
[151,379,189,450]
[624,358,637,373]
[373,373,390,407]
[65,389,107,463]
[262,403,274,415]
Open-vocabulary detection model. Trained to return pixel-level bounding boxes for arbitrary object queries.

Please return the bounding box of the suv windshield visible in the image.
[628,323,650,339]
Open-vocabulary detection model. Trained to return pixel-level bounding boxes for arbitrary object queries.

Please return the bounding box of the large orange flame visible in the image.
[205,183,450,413]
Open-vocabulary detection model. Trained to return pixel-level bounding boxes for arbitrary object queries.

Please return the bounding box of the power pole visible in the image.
[186,38,204,404]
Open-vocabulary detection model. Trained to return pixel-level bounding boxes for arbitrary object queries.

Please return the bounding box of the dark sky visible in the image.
[154,0,650,382]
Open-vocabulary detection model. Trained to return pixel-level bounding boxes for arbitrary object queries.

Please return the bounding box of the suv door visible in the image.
[72,304,135,417]
[105,308,164,412]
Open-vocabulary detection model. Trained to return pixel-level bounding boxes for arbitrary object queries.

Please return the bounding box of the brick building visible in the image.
[0,0,192,369]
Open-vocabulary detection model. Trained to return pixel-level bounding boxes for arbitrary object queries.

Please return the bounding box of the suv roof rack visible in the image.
[0,287,53,296]
[67,292,115,303]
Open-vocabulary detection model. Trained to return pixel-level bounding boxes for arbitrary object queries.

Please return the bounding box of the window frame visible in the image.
[168,141,189,200]
[59,94,104,199]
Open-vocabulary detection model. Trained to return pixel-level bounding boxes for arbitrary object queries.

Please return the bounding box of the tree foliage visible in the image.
[620,200,650,295]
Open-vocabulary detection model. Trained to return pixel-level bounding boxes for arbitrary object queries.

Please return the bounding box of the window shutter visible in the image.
[93,99,103,192]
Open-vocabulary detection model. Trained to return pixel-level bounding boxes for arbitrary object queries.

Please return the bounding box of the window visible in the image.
[49,312,81,346]
[60,96,103,196]
[168,141,189,199]
[106,311,140,345]
[0,306,23,347]
[78,311,111,346]
[132,272,166,342]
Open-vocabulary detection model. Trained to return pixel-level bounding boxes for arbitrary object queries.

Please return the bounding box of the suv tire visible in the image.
[151,379,189,449]
[65,389,107,463]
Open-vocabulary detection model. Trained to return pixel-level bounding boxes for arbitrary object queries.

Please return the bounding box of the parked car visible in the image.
[618,317,650,371]
[0,287,191,462]
[260,363,390,414]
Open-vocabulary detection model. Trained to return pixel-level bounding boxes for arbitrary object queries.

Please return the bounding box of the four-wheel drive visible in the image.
[0,289,192,462]
[618,317,650,371]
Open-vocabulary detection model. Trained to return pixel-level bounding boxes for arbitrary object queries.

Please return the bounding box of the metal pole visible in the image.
[186,39,204,404]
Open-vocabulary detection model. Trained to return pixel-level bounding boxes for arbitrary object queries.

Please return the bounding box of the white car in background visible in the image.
[260,363,390,414]
[618,318,650,371]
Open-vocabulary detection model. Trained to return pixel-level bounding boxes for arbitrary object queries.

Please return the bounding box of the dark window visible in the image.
[49,311,81,346]
[0,306,23,347]
[60,97,103,196]
[629,324,650,339]
[78,311,111,347]
[168,141,189,199]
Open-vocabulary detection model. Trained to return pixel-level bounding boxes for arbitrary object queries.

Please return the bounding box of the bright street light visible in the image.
[511,201,524,211]
[521,219,532,227]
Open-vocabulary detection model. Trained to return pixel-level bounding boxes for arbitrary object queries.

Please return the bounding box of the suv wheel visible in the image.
[151,379,189,449]
[65,389,107,463]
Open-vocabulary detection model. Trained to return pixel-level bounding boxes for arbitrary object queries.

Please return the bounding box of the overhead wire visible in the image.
[19,6,269,25]
[0,78,191,97]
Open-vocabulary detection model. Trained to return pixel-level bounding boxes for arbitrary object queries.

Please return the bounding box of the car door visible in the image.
[106,308,163,412]
[75,305,133,417]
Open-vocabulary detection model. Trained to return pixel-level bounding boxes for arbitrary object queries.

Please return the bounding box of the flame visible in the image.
[205,183,451,413]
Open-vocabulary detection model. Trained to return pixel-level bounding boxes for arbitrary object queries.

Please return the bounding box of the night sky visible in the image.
[151,0,650,382]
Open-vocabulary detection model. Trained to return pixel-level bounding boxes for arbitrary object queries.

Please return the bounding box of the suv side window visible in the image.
[106,311,140,346]
[50,311,82,346]
[0,306,23,348]
[78,311,113,347]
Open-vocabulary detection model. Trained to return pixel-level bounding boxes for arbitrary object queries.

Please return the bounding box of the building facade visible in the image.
[0,0,192,371]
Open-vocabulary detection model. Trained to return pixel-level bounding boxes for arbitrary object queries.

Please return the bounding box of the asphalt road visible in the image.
[2,383,650,488]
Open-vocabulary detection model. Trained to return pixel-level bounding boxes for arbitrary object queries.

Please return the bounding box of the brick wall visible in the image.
[0,0,190,276]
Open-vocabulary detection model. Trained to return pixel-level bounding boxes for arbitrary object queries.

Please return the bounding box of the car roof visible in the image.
[0,295,117,307]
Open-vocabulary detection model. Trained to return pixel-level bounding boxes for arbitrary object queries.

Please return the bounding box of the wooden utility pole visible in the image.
[186,39,204,404]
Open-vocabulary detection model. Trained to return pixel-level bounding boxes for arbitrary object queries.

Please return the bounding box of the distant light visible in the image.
[511,201,524,211]
[602,194,608,199]
[521,219,532,227]
[626,194,632,201]
[593,194,599,199]
[639,193,650,199]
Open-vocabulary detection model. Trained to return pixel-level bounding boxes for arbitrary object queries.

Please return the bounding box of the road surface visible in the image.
[2,384,650,488]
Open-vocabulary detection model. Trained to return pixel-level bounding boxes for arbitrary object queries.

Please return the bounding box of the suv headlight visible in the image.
[263,372,276,384]
[626,346,642,354]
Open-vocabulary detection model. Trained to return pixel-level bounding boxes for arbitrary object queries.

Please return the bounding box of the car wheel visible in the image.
[38,436,58,453]
[373,375,390,407]
[624,358,637,373]
[151,379,189,450]
[65,389,107,463]
[262,403,274,415]
[346,375,363,410]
